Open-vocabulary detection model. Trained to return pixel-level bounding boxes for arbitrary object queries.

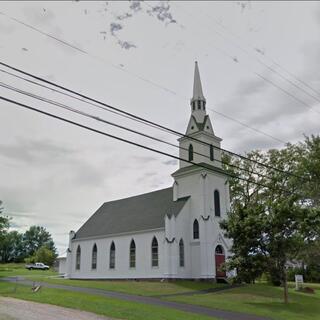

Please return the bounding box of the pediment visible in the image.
[185,116,199,135]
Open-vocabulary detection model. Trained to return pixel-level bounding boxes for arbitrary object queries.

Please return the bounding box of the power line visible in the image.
[0,80,276,182]
[198,7,320,98]
[0,10,294,145]
[186,4,320,104]
[0,66,286,146]
[0,68,163,132]
[171,3,320,116]
[0,10,177,96]
[208,108,286,144]
[0,94,296,193]
[0,61,304,181]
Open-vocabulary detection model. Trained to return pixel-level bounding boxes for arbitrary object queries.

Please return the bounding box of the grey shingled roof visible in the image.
[75,187,189,240]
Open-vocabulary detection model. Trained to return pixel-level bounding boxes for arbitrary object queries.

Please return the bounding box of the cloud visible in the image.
[162,159,177,165]
[219,70,319,133]
[71,161,107,188]
[109,21,136,49]
[116,12,133,21]
[118,40,136,50]
[0,20,15,35]
[0,137,76,164]
[130,1,142,13]
[110,22,123,36]
[147,2,177,25]
[22,6,56,26]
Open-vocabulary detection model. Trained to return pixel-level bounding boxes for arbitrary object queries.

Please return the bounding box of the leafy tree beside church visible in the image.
[221,135,320,303]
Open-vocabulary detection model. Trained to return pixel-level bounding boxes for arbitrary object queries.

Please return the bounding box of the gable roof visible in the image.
[186,115,213,134]
[75,187,189,240]
[172,162,227,177]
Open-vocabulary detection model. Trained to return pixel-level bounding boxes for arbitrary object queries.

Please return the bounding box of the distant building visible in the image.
[65,62,231,279]
[55,256,67,275]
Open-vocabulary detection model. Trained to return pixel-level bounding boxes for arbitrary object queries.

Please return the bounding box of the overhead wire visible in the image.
[0,94,297,193]
[198,7,320,98]
[0,10,177,96]
[207,108,286,144]
[170,2,320,116]
[174,2,320,104]
[0,80,276,182]
[0,60,305,181]
[0,9,300,144]
[0,66,285,146]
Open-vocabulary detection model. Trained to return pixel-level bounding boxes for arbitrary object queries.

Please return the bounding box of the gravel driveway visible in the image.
[0,297,113,320]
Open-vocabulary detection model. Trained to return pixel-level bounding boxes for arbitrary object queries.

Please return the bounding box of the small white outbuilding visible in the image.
[56,256,67,275]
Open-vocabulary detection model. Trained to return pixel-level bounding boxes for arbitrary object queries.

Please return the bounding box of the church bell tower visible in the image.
[171,62,231,279]
[177,62,223,170]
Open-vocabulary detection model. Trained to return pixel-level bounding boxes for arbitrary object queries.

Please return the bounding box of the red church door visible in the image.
[215,245,226,278]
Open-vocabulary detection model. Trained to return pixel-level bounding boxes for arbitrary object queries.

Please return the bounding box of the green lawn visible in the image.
[0,281,215,320]
[1,264,320,320]
[0,263,57,278]
[165,283,320,320]
[0,263,224,297]
[26,277,224,297]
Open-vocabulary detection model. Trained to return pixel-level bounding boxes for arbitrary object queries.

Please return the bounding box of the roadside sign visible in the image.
[295,274,304,290]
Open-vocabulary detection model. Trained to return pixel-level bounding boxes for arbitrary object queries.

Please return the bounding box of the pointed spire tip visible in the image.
[192,61,205,101]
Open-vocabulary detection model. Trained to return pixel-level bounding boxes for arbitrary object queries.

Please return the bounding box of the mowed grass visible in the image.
[0,263,224,297]
[2,264,320,320]
[0,263,56,278]
[0,281,215,320]
[27,277,224,297]
[165,283,320,320]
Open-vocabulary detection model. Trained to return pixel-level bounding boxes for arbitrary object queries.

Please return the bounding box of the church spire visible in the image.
[190,61,206,122]
[192,61,205,101]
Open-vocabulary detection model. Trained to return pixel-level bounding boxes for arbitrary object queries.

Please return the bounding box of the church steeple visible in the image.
[192,61,206,101]
[190,62,206,123]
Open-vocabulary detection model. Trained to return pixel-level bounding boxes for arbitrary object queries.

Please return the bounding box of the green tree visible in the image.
[32,245,57,266]
[23,226,57,258]
[0,230,24,262]
[0,201,10,262]
[221,137,320,303]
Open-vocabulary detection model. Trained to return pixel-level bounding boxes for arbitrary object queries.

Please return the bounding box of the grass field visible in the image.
[1,263,320,320]
[0,281,215,320]
[0,263,224,297]
[165,283,320,320]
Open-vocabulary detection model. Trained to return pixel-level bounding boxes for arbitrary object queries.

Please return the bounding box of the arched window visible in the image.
[75,245,81,270]
[210,145,214,161]
[92,243,97,270]
[188,144,194,161]
[151,237,159,267]
[193,219,199,239]
[129,239,136,268]
[197,100,201,110]
[109,242,115,269]
[192,101,196,111]
[215,245,224,255]
[214,190,221,217]
[179,239,184,267]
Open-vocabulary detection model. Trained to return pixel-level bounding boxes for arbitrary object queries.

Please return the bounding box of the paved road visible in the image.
[0,296,112,320]
[2,277,269,320]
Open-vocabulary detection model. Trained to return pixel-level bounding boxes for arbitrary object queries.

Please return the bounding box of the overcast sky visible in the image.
[0,1,319,255]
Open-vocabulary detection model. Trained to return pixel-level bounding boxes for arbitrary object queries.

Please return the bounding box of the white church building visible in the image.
[65,62,231,280]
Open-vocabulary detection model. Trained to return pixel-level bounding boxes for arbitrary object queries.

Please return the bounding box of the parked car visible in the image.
[25,262,50,270]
